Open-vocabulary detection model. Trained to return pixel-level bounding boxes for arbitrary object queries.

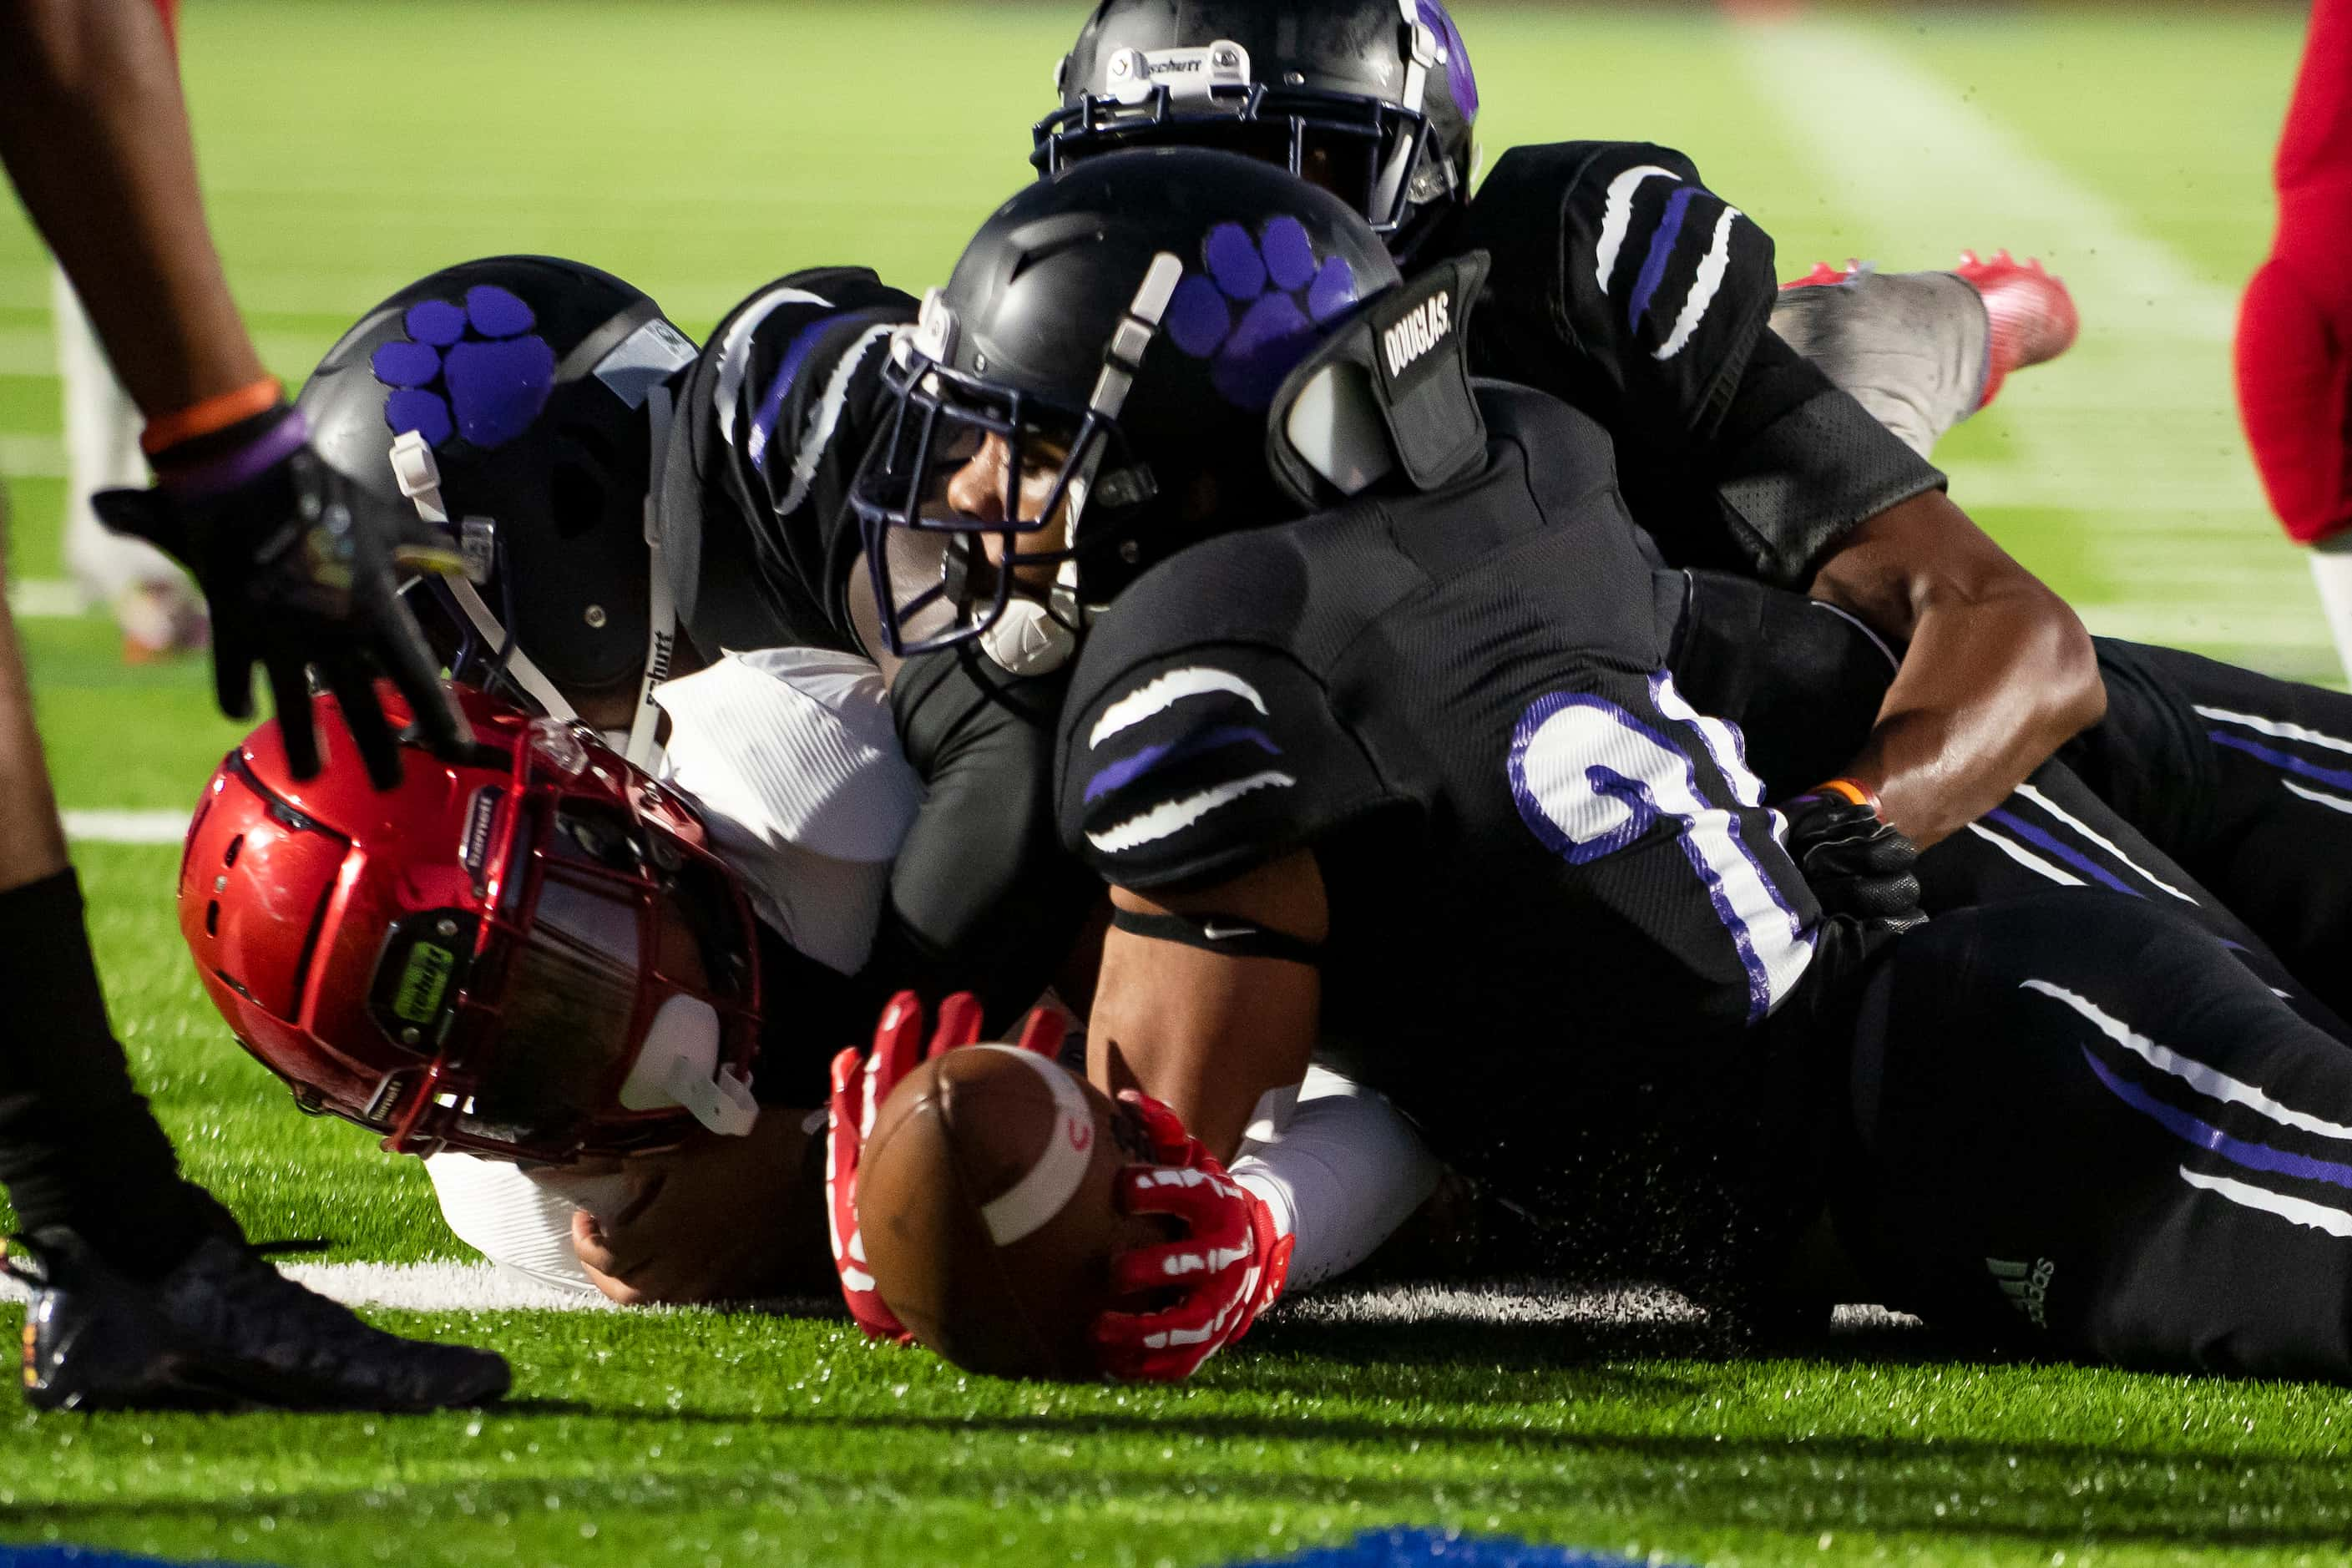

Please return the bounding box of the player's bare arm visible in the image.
[0,0,263,414]
[569,1117,834,1306]
[1805,488,2104,848]
[1088,852,1329,1163]
[2,0,468,785]
[0,553,71,895]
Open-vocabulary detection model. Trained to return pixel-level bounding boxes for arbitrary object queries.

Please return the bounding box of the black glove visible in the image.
[92,403,468,789]
[1778,784,1925,932]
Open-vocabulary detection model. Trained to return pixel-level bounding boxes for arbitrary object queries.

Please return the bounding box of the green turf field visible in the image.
[5,4,2349,1565]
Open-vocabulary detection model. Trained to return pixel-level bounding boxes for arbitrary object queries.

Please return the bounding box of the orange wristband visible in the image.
[1810,777,1885,818]
[140,376,283,457]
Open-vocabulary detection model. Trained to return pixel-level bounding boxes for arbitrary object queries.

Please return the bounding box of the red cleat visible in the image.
[1952,249,2079,409]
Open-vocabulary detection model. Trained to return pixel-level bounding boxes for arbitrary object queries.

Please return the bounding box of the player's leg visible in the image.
[1839,890,2352,1380]
[0,494,215,1269]
[2063,639,2352,1021]
[51,269,205,660]
[0,524,506,1411]
[1772,250,2078,458]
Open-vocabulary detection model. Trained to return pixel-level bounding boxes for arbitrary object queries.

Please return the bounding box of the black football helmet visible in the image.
[847,147,1402,665]
[1034,0,1479,261]
[297,257,696,767]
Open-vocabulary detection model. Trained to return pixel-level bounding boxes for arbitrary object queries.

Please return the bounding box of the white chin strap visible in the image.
[972,252,1180,680]
[389,392,679,775]
[1371,2,1444,223]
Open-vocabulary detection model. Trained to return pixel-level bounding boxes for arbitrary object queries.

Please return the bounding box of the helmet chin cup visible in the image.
[619,994,759,1137]
[979,589,1082,677]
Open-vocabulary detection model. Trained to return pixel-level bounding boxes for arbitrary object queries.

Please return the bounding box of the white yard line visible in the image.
[0,432,65,479]
[1737,16,2327,670]
[63,810,193,845]
[8,577,87,618]
[1737,18,2235,331]
[0,1260,1924,1333]
[0,1261,614,1314]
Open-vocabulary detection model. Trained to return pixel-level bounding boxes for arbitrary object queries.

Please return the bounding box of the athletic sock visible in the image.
[2309,539,2352,688]
[0,867,230,1277]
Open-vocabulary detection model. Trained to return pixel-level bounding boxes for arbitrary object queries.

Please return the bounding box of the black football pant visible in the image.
[1839,890,2352,1381]
[2061,639,2352,1023]
[0,869,222,1273]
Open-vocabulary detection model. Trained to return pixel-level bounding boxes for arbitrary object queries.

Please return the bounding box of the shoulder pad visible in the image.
[1061,644,1388,892]
[1267,253,1490,508]
[1461,140,1779,443]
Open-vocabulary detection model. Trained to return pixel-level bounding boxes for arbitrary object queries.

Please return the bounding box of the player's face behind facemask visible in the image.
[296,255,699,768]
[848,147,1402,670]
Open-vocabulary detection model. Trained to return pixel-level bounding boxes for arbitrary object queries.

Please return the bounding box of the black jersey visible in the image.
[1437,141,1945,587]
[654,266,918,657]
[1059,385,1845,1252]
[657,268,1097,1025]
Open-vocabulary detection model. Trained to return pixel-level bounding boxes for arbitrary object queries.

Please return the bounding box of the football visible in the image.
[856,1044,1166,1381]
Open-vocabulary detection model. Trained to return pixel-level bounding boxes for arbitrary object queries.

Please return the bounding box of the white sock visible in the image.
[2309,542,2352,688]
[1230,1065,1443,1292]
[54,268,185,609]
[1768,268,1990,459]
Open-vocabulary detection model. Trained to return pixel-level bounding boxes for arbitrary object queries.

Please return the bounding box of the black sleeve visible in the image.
[654,267,917,658]
[1702,330,1949,587]
[1060,640,1391,893]
[869,649,1104,1032]
[1457,142,1944,588]
[1461,141,1780,443]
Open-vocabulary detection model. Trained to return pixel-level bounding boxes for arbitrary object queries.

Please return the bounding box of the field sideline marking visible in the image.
[0,1259,1926,1329]
[0,432,64,479]
[7,578,85,618]
[63,810,190,846]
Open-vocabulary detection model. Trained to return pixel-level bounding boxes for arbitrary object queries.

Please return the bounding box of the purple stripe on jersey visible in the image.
[1627,185,1699,331]
[2082,1046,2352,1190]
[2207,731,2352,792]
[1982,808,2142,898]
[1671,812,1775,1023]
[746,312,853,468]
[1084,725,1282,805]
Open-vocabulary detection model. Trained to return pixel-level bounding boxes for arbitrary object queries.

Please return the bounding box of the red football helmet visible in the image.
[180,683,761,1163]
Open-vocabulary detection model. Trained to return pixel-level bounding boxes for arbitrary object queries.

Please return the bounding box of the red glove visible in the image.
[825,993,1067,1342]
[1093,1089,1295,1383]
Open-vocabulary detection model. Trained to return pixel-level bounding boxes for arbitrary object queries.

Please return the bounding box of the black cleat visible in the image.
[6,1227,511,1413]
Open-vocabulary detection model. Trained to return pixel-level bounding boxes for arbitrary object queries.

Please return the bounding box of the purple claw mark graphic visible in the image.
[370,284,555,450]
[1167,220,1360,411]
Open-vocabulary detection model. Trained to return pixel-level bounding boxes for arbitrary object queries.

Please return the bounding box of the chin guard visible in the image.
[1266,250,1490,511]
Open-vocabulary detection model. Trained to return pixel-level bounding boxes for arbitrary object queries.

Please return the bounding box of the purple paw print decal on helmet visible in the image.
[1165,218,1359,412]
[369,285,556,450]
